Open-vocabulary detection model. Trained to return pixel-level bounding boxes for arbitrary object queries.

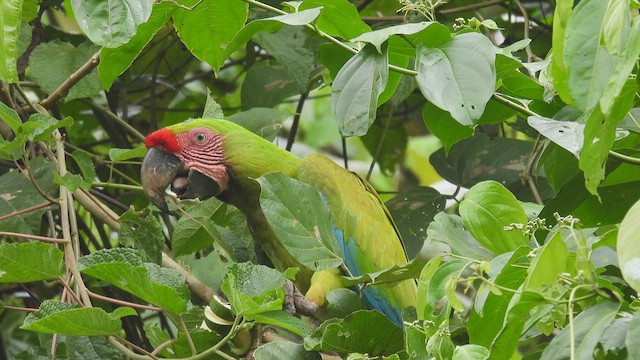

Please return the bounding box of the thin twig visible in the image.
[87,290,163,311]
[286,92,308,151]
[341,137,349,170]
[512,0,535,62]
[0,305,38,312]
[0,201,53,222]
[0,231,69,243]
[40,50,101,109]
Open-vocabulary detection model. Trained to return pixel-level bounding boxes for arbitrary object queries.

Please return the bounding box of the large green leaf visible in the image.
[254,27,314,92]
[70,0,153,47]
[425,213,493,261]
[0,0,24,83]
[524,232,568,292]
[78,248,189,314]
[221,262,286,319]
[173,0,248,72]
[304,310,403,355]
[618,199,640,293]
[99,1,176,88]
[430,134,549,201]
[351,21,443,53]
[173,197,254,261]
[627,311,640,360]
[119,208,164,263]
[299,0,370,39]
[386,186,446,259]
[0,157,56,234]
[564,0,617,113]
[417,258,468,325]
[416,33,496,126]
[331,43,388,137]
[29,41,101,101]
[459,181,528,254]
[540,303,619,360]
[600,16,640,117]
[550,0,573,104]
[254,342,320,360]
[21,300,136,335]
[580,81,637,194]
[467,247,529,348]
[0,242,64,283]
[241,63,300,110]
[257,173,342,271]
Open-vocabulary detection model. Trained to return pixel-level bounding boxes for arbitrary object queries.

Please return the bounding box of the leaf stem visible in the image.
[0,231,69,243]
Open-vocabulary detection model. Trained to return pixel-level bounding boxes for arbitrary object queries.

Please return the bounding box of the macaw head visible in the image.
[141,119,232,212]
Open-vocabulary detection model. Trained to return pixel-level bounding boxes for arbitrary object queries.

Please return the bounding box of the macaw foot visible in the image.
[284,280,319,317]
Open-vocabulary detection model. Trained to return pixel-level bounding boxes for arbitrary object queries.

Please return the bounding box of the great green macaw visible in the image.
[140,118,416,326]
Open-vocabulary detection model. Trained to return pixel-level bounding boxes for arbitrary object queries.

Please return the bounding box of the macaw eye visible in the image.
[194,133,207,144]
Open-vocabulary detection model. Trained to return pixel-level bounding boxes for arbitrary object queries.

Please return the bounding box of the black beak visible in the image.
[141,147,183,213]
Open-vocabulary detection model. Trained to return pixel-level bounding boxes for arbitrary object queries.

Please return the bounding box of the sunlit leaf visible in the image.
[0,242,64,283]
[71,0,153,47]
[416,33,496,126]
[21,300,136,335]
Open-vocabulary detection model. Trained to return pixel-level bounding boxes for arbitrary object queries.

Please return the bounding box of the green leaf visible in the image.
[173,0,248,72]
[61,335,123,360]
[600,17,640,116]
[528,116,585,157]
[419,259,467,325]
[524,232,567,292]
[203,89,225,119]
[223,7,321,65]
[240,63,299,110]
[351,21,443,53]
[0,99,21,132]
[227,108,289,141]
[29,41,101,101]
[0,242,64,282]
[550,0,573,104]
[430,134,535,191]
[99,1,176,88]
[108,147,147,161]
[0,0,23,83]
[325,288,365,319]
[299,0,370,39]
[386,187,446,259]
[254,341,321,360]
[416,33,496,126]
[118,208,164,263]
[70,0,153,47]
[422,101,474,153]
[467,248,529,347]
[0,157,56,234]
[490,291,547,359]
[627,311,640,360]
[540,302,619,360]
[21,300,135,335]
[564,0,617,113]
[496,55,545,101]
[78,248,188,314]
[254,311,313,337]
[580,82,637,194]
[452,344,489,360]
[173,197,254,262]
[257,173,342,271]
[255,26,314,92]
[459,181,529,254]
[360,118,408,175]
[331,43,388,137]
[303,310,403,355]
[602,0,629,55]
[340,257,425,288]
[618,199,640,293]
[220,262,286,319]
[425,213,494,261]
[54,172,85,192]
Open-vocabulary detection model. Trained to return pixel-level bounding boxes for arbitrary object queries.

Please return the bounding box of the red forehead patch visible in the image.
[144,128,181,153]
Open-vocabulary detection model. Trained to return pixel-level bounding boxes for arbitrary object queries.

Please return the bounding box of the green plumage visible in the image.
[165,119,417,324]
